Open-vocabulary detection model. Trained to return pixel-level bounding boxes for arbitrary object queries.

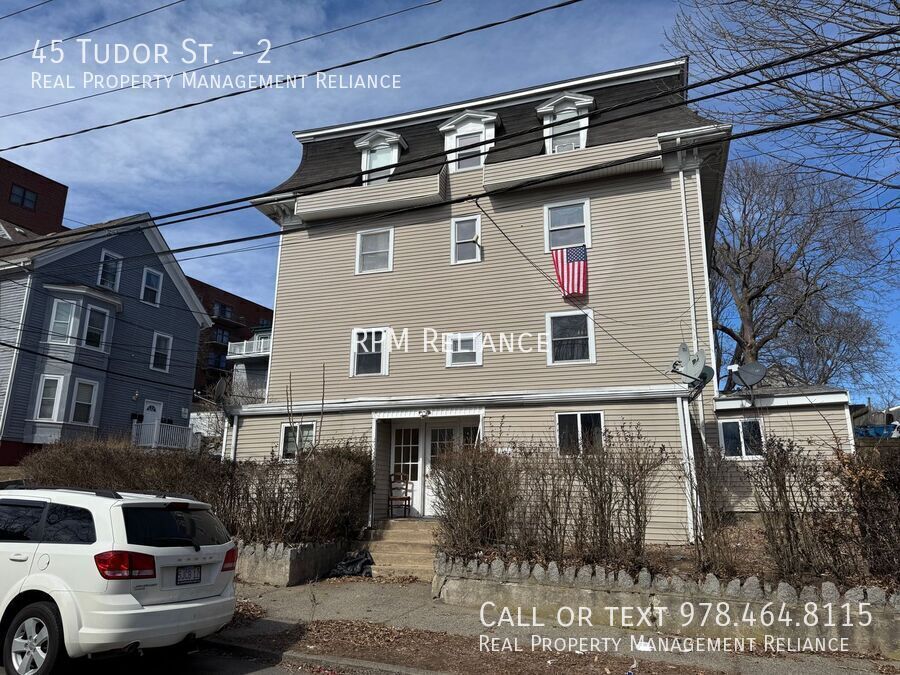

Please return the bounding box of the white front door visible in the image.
[140,400,163,446]
[423,424,456,517]
[391,423,423,517]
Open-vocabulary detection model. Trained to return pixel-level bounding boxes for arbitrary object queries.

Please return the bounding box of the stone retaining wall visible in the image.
[237,541,348,586]
[432,553,900,658]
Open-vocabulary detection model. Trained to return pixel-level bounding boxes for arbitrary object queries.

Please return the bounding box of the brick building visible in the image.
[0,158,68,235]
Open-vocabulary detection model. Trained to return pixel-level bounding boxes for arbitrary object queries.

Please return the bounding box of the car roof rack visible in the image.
[116,490,199,501]
[1,484,123,499]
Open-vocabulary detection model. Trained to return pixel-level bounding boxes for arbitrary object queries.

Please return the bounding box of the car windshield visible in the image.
[122,506,231,548]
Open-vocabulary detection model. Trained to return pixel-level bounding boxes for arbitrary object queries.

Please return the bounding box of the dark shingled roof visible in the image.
[3,213,151,261]
[271,70,716,195]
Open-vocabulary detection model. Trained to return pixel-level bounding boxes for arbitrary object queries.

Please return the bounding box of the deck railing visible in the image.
[226,334,271,358]
[131,421,198,449]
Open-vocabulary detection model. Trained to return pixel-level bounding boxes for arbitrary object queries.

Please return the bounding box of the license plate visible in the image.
[176,565,201,585]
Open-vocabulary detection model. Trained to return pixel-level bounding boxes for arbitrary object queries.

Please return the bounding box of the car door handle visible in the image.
[9,553,29,562]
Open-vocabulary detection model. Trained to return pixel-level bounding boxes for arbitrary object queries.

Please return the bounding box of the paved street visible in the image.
[0,646,289,675]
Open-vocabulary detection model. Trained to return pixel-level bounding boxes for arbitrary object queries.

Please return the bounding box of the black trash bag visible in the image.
[329,550,374,578]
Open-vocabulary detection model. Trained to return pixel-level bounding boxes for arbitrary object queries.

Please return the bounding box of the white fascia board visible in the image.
[714,392,850,411]
[294,59,686,142]
[235,384,690,417]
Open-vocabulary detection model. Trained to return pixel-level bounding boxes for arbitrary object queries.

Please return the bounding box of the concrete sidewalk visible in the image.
[216,579,897,674]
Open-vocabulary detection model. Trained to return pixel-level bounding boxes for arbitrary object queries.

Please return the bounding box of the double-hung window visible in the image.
[450,216,481,264]
[546,310,596,365]
[445,332,483,367]
[97,250,122,291]
[355,228,393,274]
[280,422,315,459]
[556,411,604,455]
[550,108,582,153]
[82,306,109,351]
[351,328,388,376]
[141,268,163,305]
[720,419,763,458]
[150,332,173,372]
[48,299,76,344]
[34,375,64,421]
[70,379,98,425]
[455,131,483,171]
[365,144,394,184]
[544,199,591,252]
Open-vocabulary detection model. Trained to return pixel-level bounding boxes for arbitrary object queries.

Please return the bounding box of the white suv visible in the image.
[0,486,236,674]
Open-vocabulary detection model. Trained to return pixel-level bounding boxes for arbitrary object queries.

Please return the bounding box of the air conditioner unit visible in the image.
[553,142,578,153]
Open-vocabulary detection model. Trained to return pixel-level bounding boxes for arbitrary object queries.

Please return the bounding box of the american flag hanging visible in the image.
[551,245,588,297]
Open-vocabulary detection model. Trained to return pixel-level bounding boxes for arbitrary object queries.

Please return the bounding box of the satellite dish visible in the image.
[674,343,706,383]
[212,378,227,403]
[734,362,767,388]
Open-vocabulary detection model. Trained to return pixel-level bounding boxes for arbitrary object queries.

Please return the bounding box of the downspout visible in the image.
[677,396,700,542]
[220,415,229,461]
[678,165,699,353]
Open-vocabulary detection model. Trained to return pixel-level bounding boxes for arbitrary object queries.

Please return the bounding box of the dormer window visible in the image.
[354,130,407,185]
[536,92,594,155]
[439,110,498,173]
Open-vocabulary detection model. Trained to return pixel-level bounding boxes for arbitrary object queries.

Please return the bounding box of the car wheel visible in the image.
[3,602,64,675]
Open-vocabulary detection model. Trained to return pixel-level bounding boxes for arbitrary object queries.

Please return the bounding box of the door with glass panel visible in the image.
[423,420,481,517]
[391,423,423,517]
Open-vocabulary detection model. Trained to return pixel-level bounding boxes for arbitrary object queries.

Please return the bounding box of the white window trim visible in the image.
[543,198,592,253]
[718,418,765,460]
[68,378,99,426]
[543,108,590,155]
[440,113,497,174]
[554,410,605,455]
[140,267,164,307]
[279,421,317,459]
[450,215,482,264]
[349,326,390,377]
[545,309,596,366]
[445,332,483,368]
[360,144,400,186]
[33,374,64,422]
[354,130,405,186]
[96,249,122,292]
[150,331,173,373]
[48,298,77,345]
[81,305,110,353]
[355,227,394,275]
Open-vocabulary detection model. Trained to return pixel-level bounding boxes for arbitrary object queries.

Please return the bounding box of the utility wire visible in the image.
[1,30,894,259]
[0,0,442,118]
[0,0,584,151]
[0,0,187,62]
[0,0,53,22]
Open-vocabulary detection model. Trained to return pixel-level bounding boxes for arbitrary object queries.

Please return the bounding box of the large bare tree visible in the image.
[667,0,899,198]
[713,160,890,390]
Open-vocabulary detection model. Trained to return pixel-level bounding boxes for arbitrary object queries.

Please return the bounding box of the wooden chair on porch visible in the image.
[388,473,412,518]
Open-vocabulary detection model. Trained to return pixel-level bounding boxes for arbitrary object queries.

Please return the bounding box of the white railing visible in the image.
[131,421,198,450]
[227,334,271,358]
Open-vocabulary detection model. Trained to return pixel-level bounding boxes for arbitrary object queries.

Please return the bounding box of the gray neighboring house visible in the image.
[0,214,211,464]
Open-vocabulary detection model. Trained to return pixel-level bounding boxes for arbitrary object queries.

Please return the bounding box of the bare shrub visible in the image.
[833,442,900,581]
[20,436,372,545]
[742,435,863,581]
[682,442,739,576]
[428,443,520,558]
[430,424,669,568]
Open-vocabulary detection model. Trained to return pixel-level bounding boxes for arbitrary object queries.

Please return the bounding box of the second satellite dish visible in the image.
[734,362,767,388]
[674,343,707,384]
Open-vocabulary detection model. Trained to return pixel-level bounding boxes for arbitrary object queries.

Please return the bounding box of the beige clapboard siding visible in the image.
[482,137,662,190]
[714,404,851,511]
[235,411,372,460]
[269,165,704,402]
[483,400,691,544]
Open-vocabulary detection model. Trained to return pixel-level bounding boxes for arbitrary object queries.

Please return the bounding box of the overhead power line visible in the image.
[0,0,187,62]
[1,26,894,261]
[0,0,442,118]
[0,0,54,22]
[0,0,584,151]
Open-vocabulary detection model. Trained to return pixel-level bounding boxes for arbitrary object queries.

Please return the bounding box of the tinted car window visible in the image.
[123,507,230,548]
[0,501,45,541]
[43,504,96,544]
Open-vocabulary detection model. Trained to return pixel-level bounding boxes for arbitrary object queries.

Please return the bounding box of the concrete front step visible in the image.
[371,564,434,580]
[367,551,435,567]
[362,529,436,544]
[360,540,434,555]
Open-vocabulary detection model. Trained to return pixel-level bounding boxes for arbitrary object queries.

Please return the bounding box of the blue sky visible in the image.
[0,0,895,397]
